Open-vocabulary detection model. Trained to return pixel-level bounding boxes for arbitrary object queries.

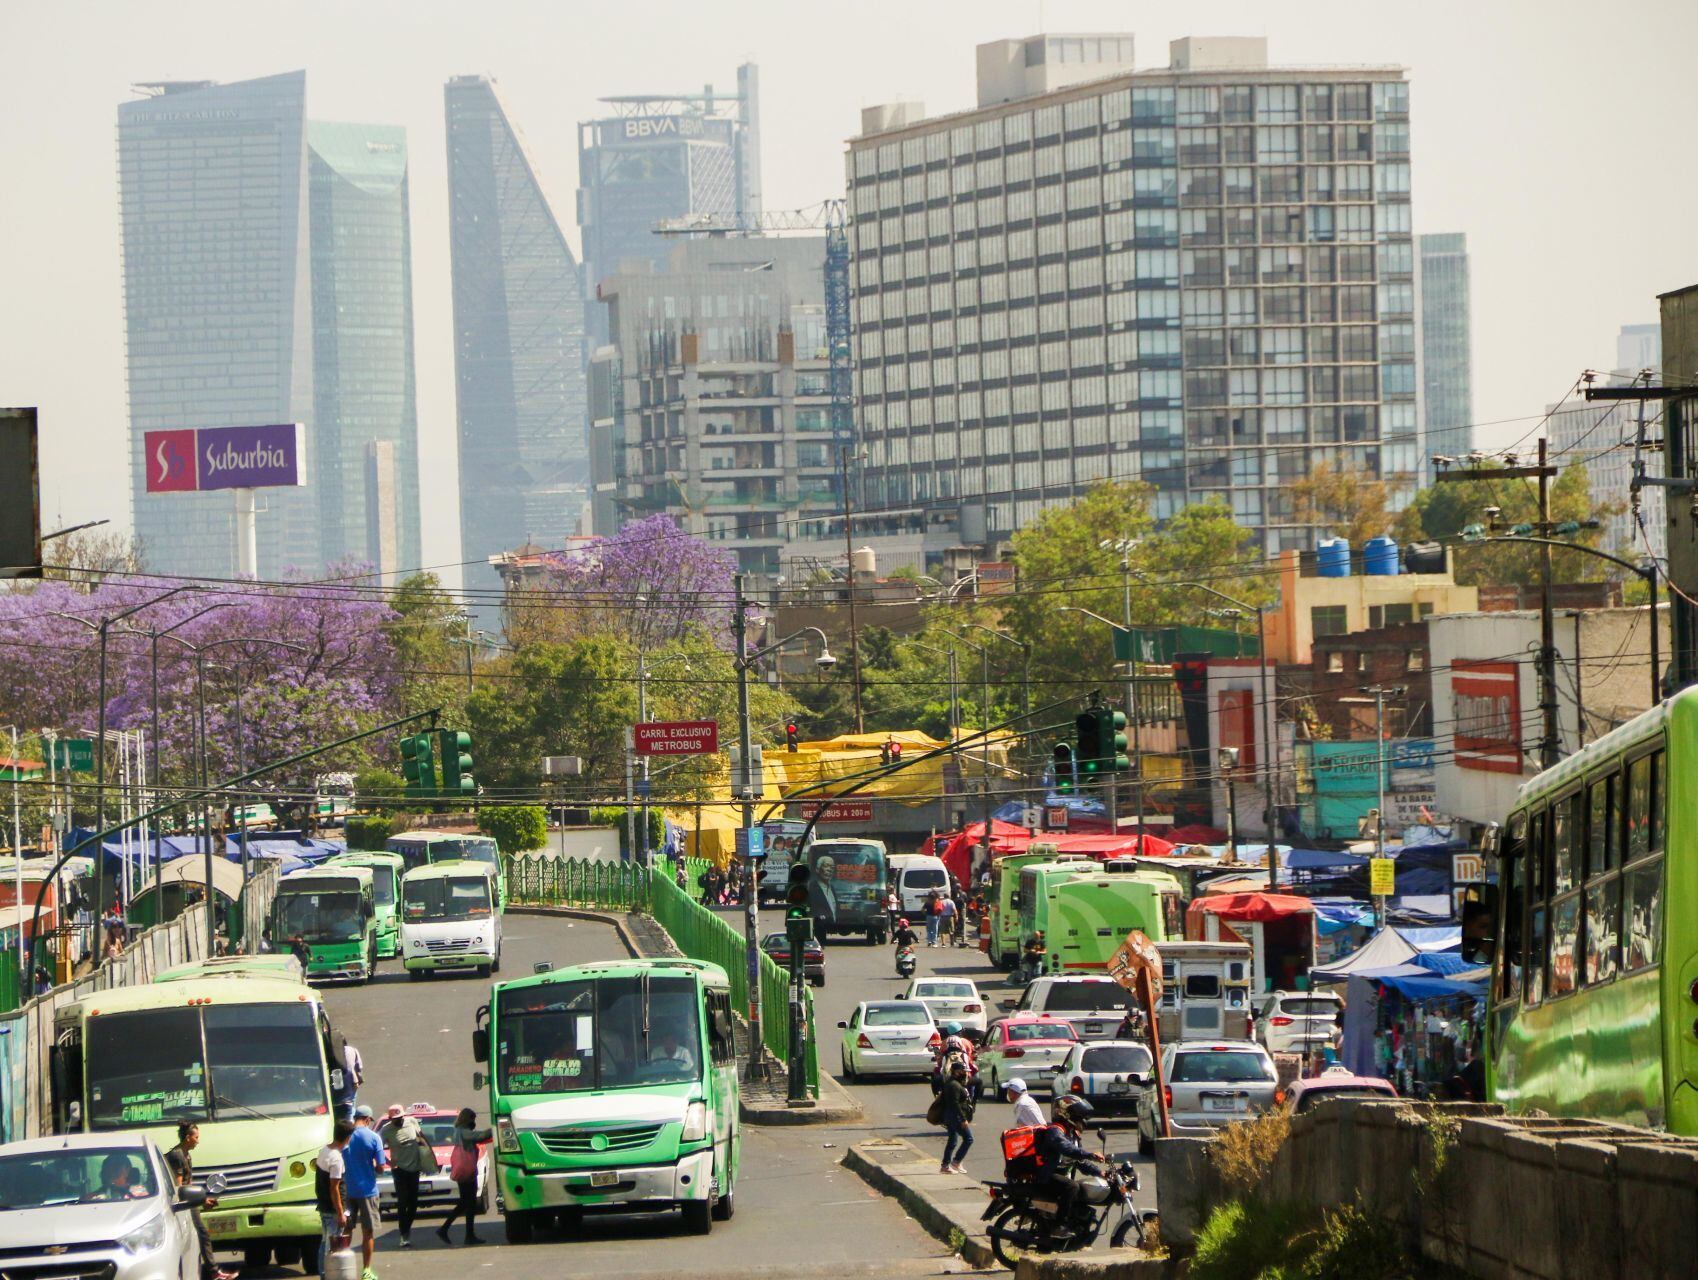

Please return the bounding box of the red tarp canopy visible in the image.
[933,824,1175,887]
[1166,824,1228,845]
[1185,892,1316,939]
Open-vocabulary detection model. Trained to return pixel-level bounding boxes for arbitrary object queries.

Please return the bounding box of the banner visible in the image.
[144,423,306,493]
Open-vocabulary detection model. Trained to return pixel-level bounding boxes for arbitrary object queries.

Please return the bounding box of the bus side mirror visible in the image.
[472,1071,486,1091]
[472,1028,489,1063]
[329,1069,345,1091]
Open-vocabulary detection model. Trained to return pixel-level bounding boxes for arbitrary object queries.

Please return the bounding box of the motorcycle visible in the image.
[929,1043,983,1099]
[896,945,917,978]
[981,1133,1147,1270]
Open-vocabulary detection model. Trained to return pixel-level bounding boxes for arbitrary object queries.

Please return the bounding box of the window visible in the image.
[1496,813,1524,1005]
[1311,605,1347,637]
[1622,859,1662,972]
[1552,793,1577,895]
[1548,892,1580,998]
[1583,877,1620,987]
[1625,754,1651,861]
[1586,777,1617,879]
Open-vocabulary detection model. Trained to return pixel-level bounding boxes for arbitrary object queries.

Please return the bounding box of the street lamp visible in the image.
[896,638,960,745]
[731,572,833,1079]
[1217,747,1240,862]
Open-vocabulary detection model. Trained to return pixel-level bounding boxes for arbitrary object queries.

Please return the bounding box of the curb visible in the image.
[740,1067,865,1126]
[840,1137,997,1269]
[506,903,644,958]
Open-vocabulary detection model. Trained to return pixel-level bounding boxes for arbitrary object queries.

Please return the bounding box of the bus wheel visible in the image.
[242,1245,271,1270]
[291,1236,319,1274]
[681,1198,713,1234]
[711,1186,735,1221]
[503,1209,537,1245]
[408,968,424,981]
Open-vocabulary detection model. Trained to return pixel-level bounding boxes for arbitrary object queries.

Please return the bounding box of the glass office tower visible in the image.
[1419,231,1474,463]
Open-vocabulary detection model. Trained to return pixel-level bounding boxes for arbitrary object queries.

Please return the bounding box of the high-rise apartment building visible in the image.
[445,76,589,581]
[1419,232,1473,462]
[1547,393,1665,561]
[842,36,1419,558]
[577,64,761,344]
[308,121,421,576]
[118,74,421,578]
[591,236,837,576]
[118,73,320,577]
[1616,323,1661,378]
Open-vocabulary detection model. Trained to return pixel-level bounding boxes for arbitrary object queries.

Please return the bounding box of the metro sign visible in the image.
[799,800,873,825]
[632,720,719,755]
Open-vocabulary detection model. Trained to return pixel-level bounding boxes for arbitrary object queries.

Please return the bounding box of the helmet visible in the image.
[1054,1096,1094,1127]
[898,918,910,928]
[942,1022,962,1035]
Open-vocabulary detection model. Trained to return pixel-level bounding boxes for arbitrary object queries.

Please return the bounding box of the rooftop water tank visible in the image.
[852,545,877,577]
[1364,535,1401,576]
[1316,537,1351,578]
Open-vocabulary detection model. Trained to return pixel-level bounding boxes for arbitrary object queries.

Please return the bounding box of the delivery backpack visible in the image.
[1001,1124,1044,1182]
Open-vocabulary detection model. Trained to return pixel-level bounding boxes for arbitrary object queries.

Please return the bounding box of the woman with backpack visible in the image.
[435,1107,492,1246]
[937,1058,976,1174]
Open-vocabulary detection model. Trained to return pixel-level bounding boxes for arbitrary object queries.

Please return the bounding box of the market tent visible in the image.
[782,729,1013,809]
[935,824,1174,886]
[1310,924,1462,983]
[1401,925,1463,952]
[1312,899,1375,935]
[1185,891,1315,930]
[1286,848,1367,875]
[1363,963,1487,1001]
[128,853,248,932]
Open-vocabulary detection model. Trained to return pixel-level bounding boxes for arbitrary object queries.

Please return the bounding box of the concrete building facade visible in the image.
[1264,547,1477,665]
[840,35,1420,563]
[1419,231,1472,463]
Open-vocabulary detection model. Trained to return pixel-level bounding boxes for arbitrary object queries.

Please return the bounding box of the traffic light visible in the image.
[1104,707,1130,774]
[1052,742,1076,795]
[786,722,800,753]
[880,740,904,766]
[438,729,474,796]
[1076,710,1102,780]
[784,862,812,921]
[400,733,436,799]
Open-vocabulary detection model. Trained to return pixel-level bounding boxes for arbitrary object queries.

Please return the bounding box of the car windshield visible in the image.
[1278,998,1341,1016]
[1295,1085,1393,1113]
[273,888,363,943]
[760,934,789,950]
[384,1116,461,1150]
[865,1005,930,1027]
[1171,1051,1276,1084]
[916,983,975,998]
[903,868,948,888]
[496,975,701,1094]
[86,1002,327,1127]
[403,877,492,923]
[0,1148,160,1209]
[1006,1022,1077,1043]
[1083,1046,1152,1074]
[1040,983,1132,1013]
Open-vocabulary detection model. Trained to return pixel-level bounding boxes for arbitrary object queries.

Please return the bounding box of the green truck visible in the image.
[1049,871,1184,973]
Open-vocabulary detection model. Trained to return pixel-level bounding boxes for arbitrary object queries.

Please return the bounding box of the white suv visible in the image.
[1009,974,1135,1042]
[1254,989,1342,1054]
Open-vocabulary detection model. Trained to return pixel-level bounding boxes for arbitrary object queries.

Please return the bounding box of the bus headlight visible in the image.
[119,1211,167,1255]
[681,1101,708,1142]
[497,1118,519,1153]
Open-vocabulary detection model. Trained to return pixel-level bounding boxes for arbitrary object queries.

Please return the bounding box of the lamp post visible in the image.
[732,573,834,1079]
[1217,747,1240,863]
[950,632,996,877]
[4,724,22,977]
[1101,538,1146,835]
[960,622,1031,723]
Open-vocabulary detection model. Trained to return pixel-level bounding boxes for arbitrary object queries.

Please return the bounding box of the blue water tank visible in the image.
[1364,535,1401,576]
[1316,537,1351,578]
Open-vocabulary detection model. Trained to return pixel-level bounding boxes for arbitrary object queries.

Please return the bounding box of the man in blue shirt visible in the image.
[343,1106,388,1280]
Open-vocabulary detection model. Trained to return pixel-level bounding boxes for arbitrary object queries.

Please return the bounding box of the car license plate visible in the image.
[590,1171,618,1188]
[1204,1096,1238,1112]
[1108,1082,1131,1096]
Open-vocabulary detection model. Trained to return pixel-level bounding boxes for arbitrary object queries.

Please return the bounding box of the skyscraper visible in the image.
[445,75,589,580]
[1419,232,1474,462]
[842,36,1419,559]
[118,73,319,577]
[577,64,761,344]
[308,121,421,576]
[1616,323,1661,378]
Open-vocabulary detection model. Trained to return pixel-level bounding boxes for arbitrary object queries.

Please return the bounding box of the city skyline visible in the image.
[6,0,1696,586]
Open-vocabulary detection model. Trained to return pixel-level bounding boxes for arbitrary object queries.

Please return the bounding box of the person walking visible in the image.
[315,1120,355,1276]
[939,1059,976,1174]
[164,1123,234,1280]
[924,891,942,947]
[382,1105,436,1247]
[436,1108,492,1246]
[937,893,959,948]
[343,1106,388,1280]
[1003,1077,1045,1129]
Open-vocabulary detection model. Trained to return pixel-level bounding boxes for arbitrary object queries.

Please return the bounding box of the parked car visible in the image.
[902,976,987,1037]
[976,1015,1080,1096]
[760,931,826,986]
[1285,1070,1399,1114]
[1138,1040,1279,1152]
[0,1132,213,1280]
[1254,989,1343,1054]
[1009,974,1137,1042]
[377,1103,492,1217]
[1051,1039,1154,1124]
[839,1000,940,1080]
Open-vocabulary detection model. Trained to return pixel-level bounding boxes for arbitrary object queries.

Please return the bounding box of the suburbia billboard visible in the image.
[143,423,305,493]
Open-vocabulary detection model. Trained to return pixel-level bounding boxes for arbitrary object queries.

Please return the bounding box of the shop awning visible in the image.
[1186,891,1316,925]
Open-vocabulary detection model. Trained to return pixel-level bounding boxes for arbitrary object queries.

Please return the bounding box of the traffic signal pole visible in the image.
[733,574,769,1080]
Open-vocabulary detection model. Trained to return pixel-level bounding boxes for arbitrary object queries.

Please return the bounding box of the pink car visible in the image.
[1285,1071,1398,1114]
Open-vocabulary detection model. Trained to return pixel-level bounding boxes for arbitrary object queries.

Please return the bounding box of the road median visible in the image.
[840,1136,998,1268]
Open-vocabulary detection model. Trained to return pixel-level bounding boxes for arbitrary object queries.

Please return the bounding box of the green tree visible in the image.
[480,804,548,852]
[386,573,469,728]
[353,767,408,815]
[1290,462,1402,547]
[1397,462,1616,586]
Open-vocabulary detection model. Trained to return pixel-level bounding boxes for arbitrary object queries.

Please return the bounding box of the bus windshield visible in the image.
[404,877,492,923]
[367,868,396,908]
[497,975,701,1095]
[274,889,364,942]
[386,840,430,873]
[439,838,501,871]
[86,1002,328,1128]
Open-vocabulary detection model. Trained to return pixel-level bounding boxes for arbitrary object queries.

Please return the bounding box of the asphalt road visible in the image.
[261,911,962,1280]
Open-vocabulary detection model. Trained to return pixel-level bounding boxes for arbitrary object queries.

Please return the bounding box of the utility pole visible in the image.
[839,446,864,732]
[1122,557,1145,837]
[733,573,768,1079]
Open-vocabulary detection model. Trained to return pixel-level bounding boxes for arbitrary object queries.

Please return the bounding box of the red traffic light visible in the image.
[786,722,800,752]
[888,741,903,759]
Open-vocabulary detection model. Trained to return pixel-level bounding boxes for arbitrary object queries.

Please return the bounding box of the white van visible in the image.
[887,853,951,915]
[400,861,502,979]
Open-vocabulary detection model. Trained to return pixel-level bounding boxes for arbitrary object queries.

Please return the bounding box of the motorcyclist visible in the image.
[1034,1096,1105,1226]
[892,917,919,950]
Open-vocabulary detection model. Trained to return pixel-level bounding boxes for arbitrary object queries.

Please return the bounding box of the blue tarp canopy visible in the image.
[66,828,340,870]
[1311,899,1375,934]
[1358,962,1486,1001]
[1286,848,1367,874]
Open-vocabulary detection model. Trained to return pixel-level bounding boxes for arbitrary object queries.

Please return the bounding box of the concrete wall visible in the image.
[1156,1098,1698,1278]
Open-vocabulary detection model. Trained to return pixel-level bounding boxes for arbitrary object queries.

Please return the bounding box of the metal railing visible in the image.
[507,854,650,911]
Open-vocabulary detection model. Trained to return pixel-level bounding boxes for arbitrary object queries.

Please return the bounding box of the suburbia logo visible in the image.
[155,437,189,484]
[204,439,288,476]
[144,428,198,492]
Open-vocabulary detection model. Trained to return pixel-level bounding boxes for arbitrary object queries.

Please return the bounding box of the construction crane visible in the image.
[656,201,854,466]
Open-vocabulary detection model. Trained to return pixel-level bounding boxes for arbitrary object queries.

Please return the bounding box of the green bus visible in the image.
[270,865,377,983]
[386,829,509,912]
[326,851,405,958]
[987,851,1090,967]
[400,861,502,978]
[49,974,343,1273]
[1049,871,1184,973]
[157,953,304,984]
[1488,688,1690,1132]
[1018,861,1093,955]
[473,956,741,1241]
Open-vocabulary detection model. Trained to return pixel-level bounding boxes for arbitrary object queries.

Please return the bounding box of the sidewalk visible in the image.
[840,1136,998,1268]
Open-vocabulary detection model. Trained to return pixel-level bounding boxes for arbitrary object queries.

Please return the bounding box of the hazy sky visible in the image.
[3,0,1695,584]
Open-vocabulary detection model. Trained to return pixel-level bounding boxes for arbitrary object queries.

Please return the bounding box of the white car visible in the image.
[1254,989,1343,1054]
[0,1132,214,1280]
[1138,1040,1279,1151]
[976,1015,1081,1097]
[902,976,987,1037]
[1010,974,1137,1042]
[1050,1039,1154,1125]
[839,1000,940,1080]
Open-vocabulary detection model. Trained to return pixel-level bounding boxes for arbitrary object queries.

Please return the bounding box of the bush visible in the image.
[1190,1197,1310,1280]
[353,768,408,814]
[1209,1108,1291,1197]
[480,804,548,853]
[344,815,395,851]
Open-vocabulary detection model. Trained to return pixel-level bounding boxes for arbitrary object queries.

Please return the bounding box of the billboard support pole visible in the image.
[235,488,257,577]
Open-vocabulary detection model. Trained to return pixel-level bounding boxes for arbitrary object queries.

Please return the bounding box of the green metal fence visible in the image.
[508,854,650,911]
[0,952,19,1015]
[660,855,714,896]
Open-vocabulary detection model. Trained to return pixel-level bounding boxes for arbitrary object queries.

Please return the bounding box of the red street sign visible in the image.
[633,720,720,755]
[1046,806,1070,830]
[799,800,873,824]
